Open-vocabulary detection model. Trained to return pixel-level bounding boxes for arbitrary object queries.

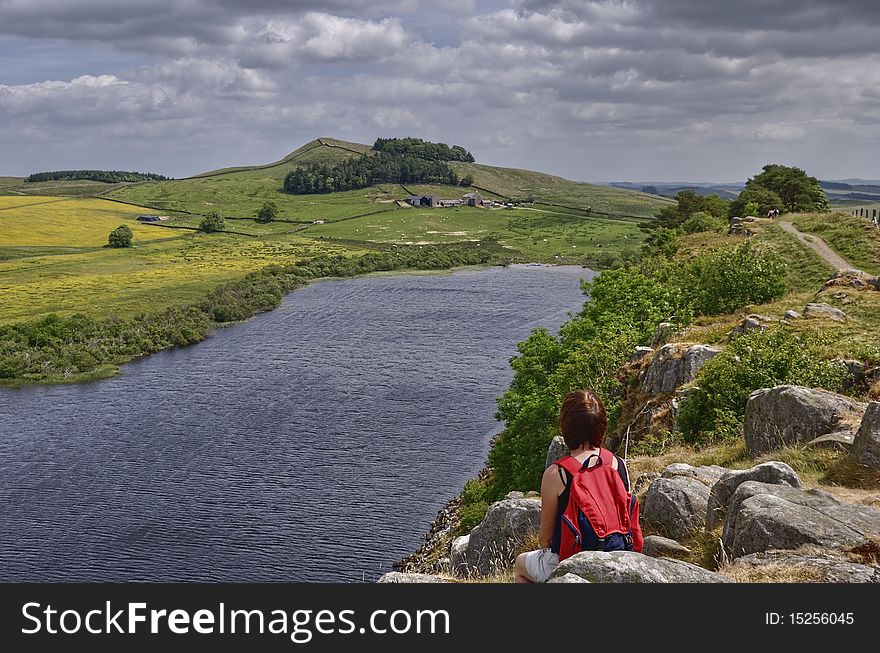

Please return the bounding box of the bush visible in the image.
[458,479,491,532]
[256,200,278,223]
[199,211,225,233]
[674,242,786,315]
[680,211,723,234]
[677,328,845,445]
[107,224,133,248]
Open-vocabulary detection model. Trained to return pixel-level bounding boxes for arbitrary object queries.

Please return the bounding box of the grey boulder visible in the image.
[662,463,729,486]
[721,481,880,558]
[852,402,880,470]
[377,572,450,583]
[804,302,847,321]
[706,461,801,530]
[545,435,570,469]
[546,573,591,584]
[728,551,880,583]
[550,550,729,583]
[642,535,692,560]
[642,476,711,541]
[640,343,721,395]
[743,385,866,455]
[453,498,541,577]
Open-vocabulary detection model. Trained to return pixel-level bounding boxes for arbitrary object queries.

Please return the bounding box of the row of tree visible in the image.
[372,138,474,162]
[648,164,829,235]
[284,153,460,194]
[27,170,169,183]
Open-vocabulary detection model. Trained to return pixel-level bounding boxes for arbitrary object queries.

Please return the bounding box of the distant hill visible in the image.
[103,137,673,220]
[190,137,374,179]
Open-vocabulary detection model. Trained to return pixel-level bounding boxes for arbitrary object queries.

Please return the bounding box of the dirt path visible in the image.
[779,220,855,271]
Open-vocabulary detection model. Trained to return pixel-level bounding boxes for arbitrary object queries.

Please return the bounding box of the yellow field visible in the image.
[0,196,182,247]
[0,234,359,322]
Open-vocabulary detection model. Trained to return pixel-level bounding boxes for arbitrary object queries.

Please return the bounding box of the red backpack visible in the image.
[555,448,643,561]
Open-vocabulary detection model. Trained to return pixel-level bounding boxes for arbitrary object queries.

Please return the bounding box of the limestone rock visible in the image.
[642,535,692,560]
[550,550,729,583]
[642,476,711,541]
[545,435,570,469]
[804,302,847,322]
[852,402,880,470]
[640,343,721,395]
[449,535,470,576]
[377,572,450,583]
[721,481,880,558]
[661,462,729,486]
[454,498,541,576]
[505,491,525,500]
[784,310,802,320]
[546,573,591,584]
[729,551,880,583]
[743,385,866,455]
[706,461,801,530]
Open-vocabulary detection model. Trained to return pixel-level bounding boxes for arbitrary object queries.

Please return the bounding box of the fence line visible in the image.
[850,206,880,228]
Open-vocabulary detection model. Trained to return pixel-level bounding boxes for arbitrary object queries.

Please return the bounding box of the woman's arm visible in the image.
[538,464,564,548]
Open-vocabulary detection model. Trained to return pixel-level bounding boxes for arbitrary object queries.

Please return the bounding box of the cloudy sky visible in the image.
[1,0,878,181]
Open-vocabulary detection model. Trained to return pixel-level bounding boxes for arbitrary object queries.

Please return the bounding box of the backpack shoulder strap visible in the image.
[555,455,581,477]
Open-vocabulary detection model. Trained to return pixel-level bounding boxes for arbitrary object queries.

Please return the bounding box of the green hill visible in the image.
[106,137,672,221]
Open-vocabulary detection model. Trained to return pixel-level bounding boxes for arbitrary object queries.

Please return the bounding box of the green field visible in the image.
[1,137,668,324]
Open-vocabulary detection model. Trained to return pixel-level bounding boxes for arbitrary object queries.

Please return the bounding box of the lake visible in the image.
[0,264,594,581]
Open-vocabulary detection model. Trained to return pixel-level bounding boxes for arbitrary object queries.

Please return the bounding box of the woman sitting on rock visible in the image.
[514,389,643,583]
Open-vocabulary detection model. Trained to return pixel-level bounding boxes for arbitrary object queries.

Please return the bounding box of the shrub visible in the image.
[677,327,845,445]
[680,211,723,234]
[458,479,491,532]
[255,200,278,223]
[107,224,133,248]
[675,242,786,315]
[199,211,225,233]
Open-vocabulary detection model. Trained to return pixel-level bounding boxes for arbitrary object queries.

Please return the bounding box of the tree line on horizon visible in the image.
[284,137,474,195]
[27,170,170,184]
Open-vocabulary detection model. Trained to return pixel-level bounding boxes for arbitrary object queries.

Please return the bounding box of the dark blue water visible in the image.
[0,264,593,581]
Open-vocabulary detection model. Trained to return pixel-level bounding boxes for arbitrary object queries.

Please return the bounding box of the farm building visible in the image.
[462,192,483,206]
[439,199,464,207]
[137,215,170,222]
[406,195,439,208]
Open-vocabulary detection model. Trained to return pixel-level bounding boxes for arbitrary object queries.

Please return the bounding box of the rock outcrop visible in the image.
[721,481,880,558]
[640,344,721,395]
[450,498,541,577]
[743,385,866,455]
[852,402,880,470]
[545,435,570,469]
[706,461,801,530]
[730,314,774,336]
[642,476,711,540]
[728,551,880,583]
[662,463,729,486]
[803,302,847,322]
[550,551,729,583]
[546,573,591,584]
[377,572,451,583]
[642,535,692,560]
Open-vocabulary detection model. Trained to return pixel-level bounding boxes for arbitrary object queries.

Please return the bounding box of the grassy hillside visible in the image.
[0,137,667,326]
[451,162,674,218]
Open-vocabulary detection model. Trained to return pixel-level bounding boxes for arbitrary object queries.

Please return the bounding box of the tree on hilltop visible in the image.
[734,164,828,215]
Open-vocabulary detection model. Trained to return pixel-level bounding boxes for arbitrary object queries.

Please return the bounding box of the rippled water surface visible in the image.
[0,265,593,581]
